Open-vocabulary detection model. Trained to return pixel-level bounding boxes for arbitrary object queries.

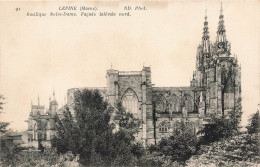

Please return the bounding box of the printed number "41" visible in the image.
[16,8,20,11]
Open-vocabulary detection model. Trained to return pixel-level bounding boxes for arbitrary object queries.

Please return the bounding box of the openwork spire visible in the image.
[216,2,226,43]
[214,2,231,56]
[202,9,210,53]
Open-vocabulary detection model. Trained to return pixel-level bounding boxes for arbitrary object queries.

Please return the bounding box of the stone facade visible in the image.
[27,7,241,148]
[27,93,62,148]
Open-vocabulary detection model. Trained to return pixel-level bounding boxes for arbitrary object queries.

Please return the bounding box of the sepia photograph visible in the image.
[0,0,259,166]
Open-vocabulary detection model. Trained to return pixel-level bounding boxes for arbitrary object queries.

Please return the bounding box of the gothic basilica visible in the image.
[28,6,241,148]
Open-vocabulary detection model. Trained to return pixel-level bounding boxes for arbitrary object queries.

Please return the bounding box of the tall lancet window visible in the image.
[184,94,193,112]
[122,89,138,114]
[221,70,227,85]
[153,94,167,113]
[169,95,179,113]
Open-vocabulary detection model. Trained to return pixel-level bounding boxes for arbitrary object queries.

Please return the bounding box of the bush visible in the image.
[0,139,23,166]
[198,112,242,145]
[0,145,78,167]
[137,152,165,167]
[158,121,198,163]
[247,110,260,134]
[187,133,260,166]
[198,98,243,144]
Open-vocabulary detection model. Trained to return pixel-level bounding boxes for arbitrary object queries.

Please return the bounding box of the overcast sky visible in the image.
[0,0,259,131]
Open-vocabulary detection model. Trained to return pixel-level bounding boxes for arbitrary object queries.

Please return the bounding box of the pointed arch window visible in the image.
[169,95,180,113]
[159,122,169,133]
[184,95,193,112]
[122,89,138,114]
[221,68,227,85]
[153,94,167,113]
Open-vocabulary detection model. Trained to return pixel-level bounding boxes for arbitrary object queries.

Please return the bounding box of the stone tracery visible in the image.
[122,88,139,114]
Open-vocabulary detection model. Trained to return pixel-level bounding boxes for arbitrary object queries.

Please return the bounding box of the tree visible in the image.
[51,89,144,166]
[229,98,243,134]
[247,110,260,134]
[158,121,198,163]
[0,141,23,166]
[0,94,20,166]
[0,94,10,152]
[0,95,9,134]
[52,89,114,165]
[0,122,9,134]
[198,114,241,144]
[198,98,242,144]
[51,107,79,155]
[0,94,5,110]
[113,102,145,164]
[113,102,142,141]
[198,114,227,144]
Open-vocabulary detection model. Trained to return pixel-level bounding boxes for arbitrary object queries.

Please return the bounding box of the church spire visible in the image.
[216,2,226,44]
[214,2,231,56]
[202,9,210,53]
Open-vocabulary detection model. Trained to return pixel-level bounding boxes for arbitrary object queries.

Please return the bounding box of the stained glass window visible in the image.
[184,95,193,112]
[169,95,179,112]
[154,94,167,113]
[122,89,138,114]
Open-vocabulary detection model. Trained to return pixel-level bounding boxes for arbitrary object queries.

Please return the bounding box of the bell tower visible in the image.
[106,65,119,106]
[213,4,241,115]
[194,9,213,88]
[192,4,241,116]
